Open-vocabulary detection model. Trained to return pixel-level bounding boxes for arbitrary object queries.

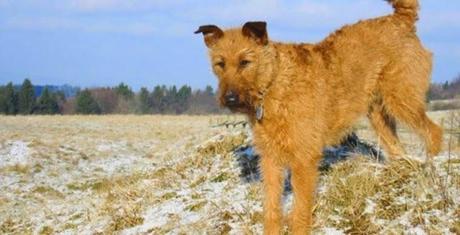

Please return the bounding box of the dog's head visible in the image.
[195,21,277,113]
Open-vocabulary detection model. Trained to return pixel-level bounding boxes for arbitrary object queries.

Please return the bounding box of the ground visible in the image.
[0,113,459,234]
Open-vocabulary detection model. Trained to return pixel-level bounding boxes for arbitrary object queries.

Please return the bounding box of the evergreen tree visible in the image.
[166,85,178,113]
[53,91,66,113]
[150,85,165,113]
[18,78,35,114]
[442,81,449,90]
[204,85,214,96]
[176,85,192,113]
[54,91,66,103]
[114,82,134,100]
[35,87,59,114]
[75,89,101,114]
[4,82,17,115]
[0,86,6,114]
[138,87,150,114]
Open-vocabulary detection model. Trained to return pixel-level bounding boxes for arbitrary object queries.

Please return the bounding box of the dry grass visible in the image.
[429,99,460,111]
[0,113,458,234]
[314,155,460,234]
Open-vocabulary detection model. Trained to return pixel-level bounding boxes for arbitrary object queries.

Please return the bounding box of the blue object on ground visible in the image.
[233,132,384,193]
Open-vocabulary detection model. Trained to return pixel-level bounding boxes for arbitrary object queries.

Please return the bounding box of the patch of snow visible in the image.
[96,141,127,152]
[122,200,186,234]
[407,226,427,235]
[81,154,140,174]
[181,212,201,225]
[0,140,30,168]
[363,198,376,214]
[397,212,412,227]
[96,144,113,152]
[394,195,408,205]
[321,227,345,235]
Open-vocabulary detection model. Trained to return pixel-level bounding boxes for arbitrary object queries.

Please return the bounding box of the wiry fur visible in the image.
[196,0,442,233]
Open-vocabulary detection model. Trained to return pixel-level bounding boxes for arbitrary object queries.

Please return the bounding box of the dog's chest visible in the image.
[251,117,296,159]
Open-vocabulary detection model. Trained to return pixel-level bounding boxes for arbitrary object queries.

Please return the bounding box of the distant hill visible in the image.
[11,84,80,98]
[33,85,80,98]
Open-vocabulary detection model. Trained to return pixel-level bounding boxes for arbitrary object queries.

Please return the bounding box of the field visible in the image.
[0,113,459,234]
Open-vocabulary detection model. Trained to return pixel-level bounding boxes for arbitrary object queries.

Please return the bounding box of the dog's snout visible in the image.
[224,90,239,106]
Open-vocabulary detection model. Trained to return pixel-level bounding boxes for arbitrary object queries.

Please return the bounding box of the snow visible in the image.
[0,140,30,168]
[408,226,427,235]
[321,227,345,235]
[1,115,459,234]
[90,154,140,174]
[363,198,376,214]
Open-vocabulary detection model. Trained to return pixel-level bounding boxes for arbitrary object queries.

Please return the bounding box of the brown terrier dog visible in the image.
[195,0,442,233]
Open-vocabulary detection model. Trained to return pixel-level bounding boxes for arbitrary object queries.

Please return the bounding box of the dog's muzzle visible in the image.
[224,90,240,107]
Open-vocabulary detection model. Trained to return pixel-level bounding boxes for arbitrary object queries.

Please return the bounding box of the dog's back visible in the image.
[310,0,438,150]
[315,0,427,86]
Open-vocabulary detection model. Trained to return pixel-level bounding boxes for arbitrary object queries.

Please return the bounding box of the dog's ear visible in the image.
[242,21,268,45]
[194,25,224,48]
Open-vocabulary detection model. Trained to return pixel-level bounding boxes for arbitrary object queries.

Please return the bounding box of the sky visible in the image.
[0,0,459,90]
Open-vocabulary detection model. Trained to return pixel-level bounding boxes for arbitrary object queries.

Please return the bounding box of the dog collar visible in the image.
[256,104,264,121]
[255,50,279,122]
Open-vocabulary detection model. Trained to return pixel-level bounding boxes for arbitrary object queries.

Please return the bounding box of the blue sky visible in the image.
[0,0,459,90]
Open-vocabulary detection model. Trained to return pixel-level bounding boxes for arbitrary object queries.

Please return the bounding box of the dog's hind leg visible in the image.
[368,100,405,158]
[260,155,284,234]
[379,55,443,157]
[384,99,442,157]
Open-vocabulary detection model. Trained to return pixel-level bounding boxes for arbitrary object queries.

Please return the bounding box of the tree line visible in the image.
[0,79,222,115]
[0,79,64,114]
[2,75,459,115]
[427,75,460,100]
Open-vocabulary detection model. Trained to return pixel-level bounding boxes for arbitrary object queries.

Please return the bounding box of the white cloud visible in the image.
[67,0,180,12]
[183,0,393,30]
[1,16,155,35]
[0,0,181,12]
[69,0,140,11]
[180,0,278,24]
[1,0,458,38]
[0,0,395,37]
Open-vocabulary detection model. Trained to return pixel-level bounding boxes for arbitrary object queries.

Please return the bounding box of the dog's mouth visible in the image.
[224,96,239,107]
[219,88,254,114]
[221,98,250,113]
[224,101,247,112]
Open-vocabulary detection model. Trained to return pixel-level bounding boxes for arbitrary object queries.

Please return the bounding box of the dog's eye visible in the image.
[215,62,225,69]
[240,60,251,67]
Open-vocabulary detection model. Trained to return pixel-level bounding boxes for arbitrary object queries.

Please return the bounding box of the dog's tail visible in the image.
[386,0,419,24]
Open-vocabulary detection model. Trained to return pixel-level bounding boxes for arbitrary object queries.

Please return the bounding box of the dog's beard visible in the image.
[219,87,256,114]
[222,100,249,113]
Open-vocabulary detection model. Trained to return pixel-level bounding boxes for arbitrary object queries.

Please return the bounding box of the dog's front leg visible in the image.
[260,155,284,235]
[290,154,320,235]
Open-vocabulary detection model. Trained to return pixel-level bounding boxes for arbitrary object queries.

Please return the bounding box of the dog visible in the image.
[195,0,442,233]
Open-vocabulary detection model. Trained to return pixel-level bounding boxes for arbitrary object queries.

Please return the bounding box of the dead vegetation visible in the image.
[314,155,460,234]
[0,114,458,234]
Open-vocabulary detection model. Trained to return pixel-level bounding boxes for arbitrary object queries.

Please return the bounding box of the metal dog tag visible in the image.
[256,105,264,121]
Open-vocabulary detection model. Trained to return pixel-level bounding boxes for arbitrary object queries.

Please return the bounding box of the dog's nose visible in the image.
[224,90,239,106]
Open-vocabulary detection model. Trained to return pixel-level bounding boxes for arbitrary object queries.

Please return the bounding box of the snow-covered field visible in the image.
[0,113,459,234]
